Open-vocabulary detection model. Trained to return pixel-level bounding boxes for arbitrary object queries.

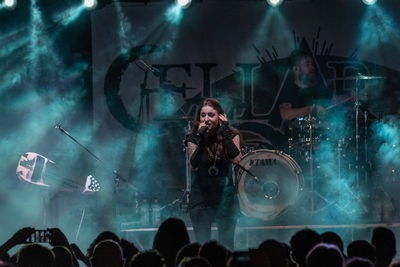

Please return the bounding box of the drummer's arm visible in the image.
[279,102,314,121]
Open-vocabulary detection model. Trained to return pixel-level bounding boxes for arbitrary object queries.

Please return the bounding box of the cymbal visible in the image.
[342,74,385,80]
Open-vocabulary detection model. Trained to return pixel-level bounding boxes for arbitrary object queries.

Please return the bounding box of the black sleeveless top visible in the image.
[186,132,238,209]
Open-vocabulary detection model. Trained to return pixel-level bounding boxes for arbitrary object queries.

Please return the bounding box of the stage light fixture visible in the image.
[83,0,97,9]
[176,0,192,9]
[267,0,284,7]
[3,0,17,9]
[362,0,377,5]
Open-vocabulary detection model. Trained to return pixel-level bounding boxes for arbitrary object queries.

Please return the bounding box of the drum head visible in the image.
[234,149,303,220]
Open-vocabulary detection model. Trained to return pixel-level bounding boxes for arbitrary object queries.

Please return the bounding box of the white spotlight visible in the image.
[83,0,97,9]
[267,0,284,7]
[176,0,192,9]
[4,0,17,9]
[362,0,377,5]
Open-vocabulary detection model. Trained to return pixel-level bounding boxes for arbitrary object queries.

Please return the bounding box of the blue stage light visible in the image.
[3,0,17,10]
[362,0,377,5]
[267,0,284,7]
[83,0,97,9]
[176,0,192,9]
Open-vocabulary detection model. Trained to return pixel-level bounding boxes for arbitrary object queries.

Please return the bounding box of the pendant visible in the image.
[208,166,219,176]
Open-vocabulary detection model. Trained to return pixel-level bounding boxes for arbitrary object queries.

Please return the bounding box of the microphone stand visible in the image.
[55,123,132,238]
[234,163,261,183]
[55,123,102,163]
[182,120,192,212]
[55,123,127,183]
[163,121,193,214]
[135,59,161,77]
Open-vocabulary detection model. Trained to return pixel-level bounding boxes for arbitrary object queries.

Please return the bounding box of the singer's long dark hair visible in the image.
[191,98,239,161]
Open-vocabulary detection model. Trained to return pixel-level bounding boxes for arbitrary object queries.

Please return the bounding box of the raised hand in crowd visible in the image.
[0,227,35,259]
[47,228,80,267]
[70,243,91,267]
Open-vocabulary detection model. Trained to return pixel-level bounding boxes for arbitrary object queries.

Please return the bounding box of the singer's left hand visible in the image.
[218,114,227,125]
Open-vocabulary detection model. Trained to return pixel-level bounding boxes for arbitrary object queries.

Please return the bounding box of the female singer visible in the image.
[185,98,241,250]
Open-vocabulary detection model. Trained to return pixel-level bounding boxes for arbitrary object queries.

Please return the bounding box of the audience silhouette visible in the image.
[258,239,288,267]
[345,257,375,267]
[153,217,190,267]
[121,238,140,265]
[1,221,399,267]
[175,242,201,267]
[179,256,211,267]
[17,243,56,267]
[91,239,125,267]
[86,230,121,259]
[347,240,376,263]
[390,259,400,267]
[306,243,344,267]
[290,228,321,267]
[52,246,74,267]
[321,231,345,255]
[198,241,229,267]
[371,227,397,267]
[129,250,167,267]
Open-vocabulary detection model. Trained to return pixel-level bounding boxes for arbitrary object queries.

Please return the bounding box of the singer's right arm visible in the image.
[187,123,207,170]
[187,142,198,170]
[188,139,204,170]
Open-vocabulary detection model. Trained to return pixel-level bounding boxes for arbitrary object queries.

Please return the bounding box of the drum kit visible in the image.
[235,74,386,221]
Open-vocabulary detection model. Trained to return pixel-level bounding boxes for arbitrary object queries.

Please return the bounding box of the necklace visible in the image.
[208,148,219,176]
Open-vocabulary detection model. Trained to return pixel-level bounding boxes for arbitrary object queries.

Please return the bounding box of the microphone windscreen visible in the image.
[198,126,208,136]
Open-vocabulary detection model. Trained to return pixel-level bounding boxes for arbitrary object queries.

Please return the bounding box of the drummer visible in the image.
[279,48,329,122]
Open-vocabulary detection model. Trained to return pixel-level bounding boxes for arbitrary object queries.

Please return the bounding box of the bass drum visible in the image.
[234,149,304,221]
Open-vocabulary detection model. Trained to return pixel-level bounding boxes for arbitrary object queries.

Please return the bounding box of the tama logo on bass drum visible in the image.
[249,159,277,166]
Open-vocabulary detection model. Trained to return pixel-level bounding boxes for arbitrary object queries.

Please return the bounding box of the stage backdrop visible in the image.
[91,0,400,213]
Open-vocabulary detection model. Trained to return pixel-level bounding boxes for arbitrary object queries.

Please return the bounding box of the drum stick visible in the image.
[325,96,352,111]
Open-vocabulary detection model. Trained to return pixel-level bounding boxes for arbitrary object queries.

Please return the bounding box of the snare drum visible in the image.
[234,149,303,220]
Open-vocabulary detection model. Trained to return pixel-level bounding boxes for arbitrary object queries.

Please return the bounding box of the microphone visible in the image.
[198,126,208,136]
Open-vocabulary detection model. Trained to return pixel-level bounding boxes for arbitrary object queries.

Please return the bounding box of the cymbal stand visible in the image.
[335,78,369,214]
[306,114,332,213]
[364,110,369,185]
[182,120,192,212]
[337,138,344,202]
[354,78,369,187]
[307,113,315,212]
[355,77,361,187]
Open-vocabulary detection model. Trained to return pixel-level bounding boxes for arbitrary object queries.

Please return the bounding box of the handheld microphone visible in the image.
[198,126,208,136]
